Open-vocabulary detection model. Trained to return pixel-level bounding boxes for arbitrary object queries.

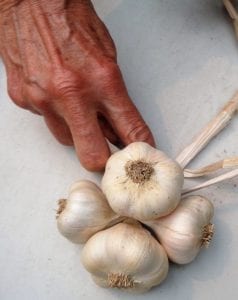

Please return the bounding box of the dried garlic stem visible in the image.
[176,92,238,168]
[223,0,238,19]
[182,168,238,195]
[184,156,238,178]
[108,273,135,288]
[223,0,238,39]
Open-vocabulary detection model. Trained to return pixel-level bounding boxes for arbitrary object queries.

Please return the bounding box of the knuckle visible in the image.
[32,97,48,111]
[96,61,119,79]
[94,61,125,96]
[126,122,153,144]
[23,85,50,112]
[52,71,81,99]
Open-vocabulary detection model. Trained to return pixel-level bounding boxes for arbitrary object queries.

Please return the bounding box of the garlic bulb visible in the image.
[144,195,214,264]
[101,142,184,221]
[81,219,169,293]
[57,180,123,244]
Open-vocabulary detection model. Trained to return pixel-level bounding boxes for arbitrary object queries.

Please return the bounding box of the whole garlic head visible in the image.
[101,142,184,221]
[57,180,123,244]
[145,195,214,264]
[81,219,169,293]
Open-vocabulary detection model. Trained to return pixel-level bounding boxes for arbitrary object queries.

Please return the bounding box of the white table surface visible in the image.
[1,1,238,299]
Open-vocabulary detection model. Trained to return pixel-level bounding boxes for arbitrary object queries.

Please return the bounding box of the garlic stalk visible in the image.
[176,92,238,168]
[144,195,214,264]
[57,180,124,244]
[101,142,184,221]
[223,0,238,39]
[184,156,238,178]
[81,219,169,293]
[182,168,238,195]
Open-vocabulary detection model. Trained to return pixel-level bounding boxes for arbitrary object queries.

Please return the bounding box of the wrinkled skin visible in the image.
[0,0,155,171]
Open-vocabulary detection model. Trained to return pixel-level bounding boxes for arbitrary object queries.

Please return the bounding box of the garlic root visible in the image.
[56,199,67,219]
[108,273,135,289]
[202,223,214,248]
[176,92,238,168]
[125,160,154,183]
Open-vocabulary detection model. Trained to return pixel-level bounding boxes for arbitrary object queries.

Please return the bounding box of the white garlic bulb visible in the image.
[81,219,169,293]
[101,142,184,221]
[57,180,123,244]
[145,195,214,264]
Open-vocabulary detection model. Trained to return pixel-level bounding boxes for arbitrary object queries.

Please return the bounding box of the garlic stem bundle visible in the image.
[223,0,238,39]
[57,180,124,244]
[102,142,184,221]
[182,168,238,195]
[184,156,238,178]
[81,219,169,293]
[144,195,214,264]
[176,92,238,168]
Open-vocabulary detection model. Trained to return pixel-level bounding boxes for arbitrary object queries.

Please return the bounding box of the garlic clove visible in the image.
[56,180,123,244]
[81,220,169,293]
[144,195,214,264]
[101,142,184,221]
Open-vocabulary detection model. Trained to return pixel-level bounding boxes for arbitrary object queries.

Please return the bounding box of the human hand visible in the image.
[0,0,155,171]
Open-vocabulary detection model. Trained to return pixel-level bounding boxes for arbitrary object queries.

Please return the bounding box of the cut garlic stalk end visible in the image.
[176,92,238,168]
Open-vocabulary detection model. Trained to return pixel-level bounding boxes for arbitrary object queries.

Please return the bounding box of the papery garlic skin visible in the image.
[101,142,184,221]
[81,220,169,293]
[145,195,214,264]
[57,180,122,244]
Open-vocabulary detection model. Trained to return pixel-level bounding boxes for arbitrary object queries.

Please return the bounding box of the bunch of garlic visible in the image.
[56,142,215,293]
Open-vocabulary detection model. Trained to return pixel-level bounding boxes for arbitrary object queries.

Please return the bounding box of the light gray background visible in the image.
[1,1,238,299]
